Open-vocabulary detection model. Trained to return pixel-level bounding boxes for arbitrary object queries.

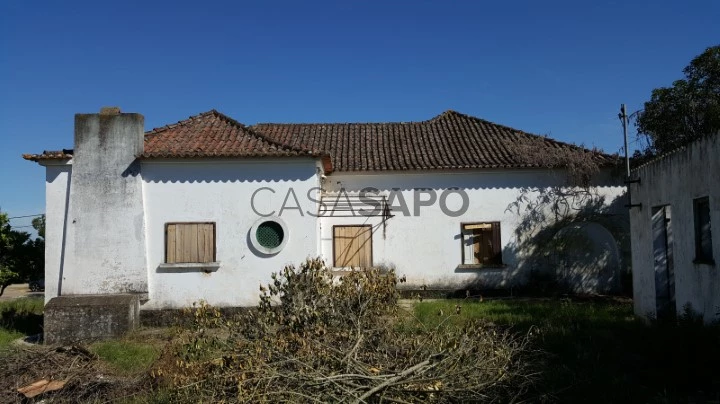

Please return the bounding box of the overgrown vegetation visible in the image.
[0,211,45,297]
[1,260,718,402]
[0,296,44,318]
[0,325,170,403]
[413,299,720,403]
[0,328,23,348]
[0,341,162,403]
[505,137,629,295]
[91,341,159,374]
[514,136,611,189]
[151,258,538,402]
[0,297,43,348]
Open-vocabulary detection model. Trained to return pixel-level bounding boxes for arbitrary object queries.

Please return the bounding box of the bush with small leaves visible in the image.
[154,258,538,403]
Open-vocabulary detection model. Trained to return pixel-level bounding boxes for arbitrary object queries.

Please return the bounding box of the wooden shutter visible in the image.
[166,223,215,263]
[462,222,502,265]
[472,229,482,264]
[333,226,373,268]
[357,226,372,267]
[490,222,502,265]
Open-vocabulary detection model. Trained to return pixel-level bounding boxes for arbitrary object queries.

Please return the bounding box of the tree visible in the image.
[636,45,720,155]
[0,212,44,297]
[24,215,45,282]
[32,215,45,239]
[0,212,26,296]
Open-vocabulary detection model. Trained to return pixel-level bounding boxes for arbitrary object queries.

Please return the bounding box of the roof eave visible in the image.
[139,152,333,173]
[22,154,73,164]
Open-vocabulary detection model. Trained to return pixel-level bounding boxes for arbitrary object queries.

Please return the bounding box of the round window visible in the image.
[249,216,289,255]
[256,221,284,249]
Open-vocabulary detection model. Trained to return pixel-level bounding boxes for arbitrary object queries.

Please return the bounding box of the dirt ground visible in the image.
[0,284,43,301]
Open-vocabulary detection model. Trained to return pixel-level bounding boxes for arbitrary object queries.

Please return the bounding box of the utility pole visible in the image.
[620,104,630,178]
[620,104,641,209]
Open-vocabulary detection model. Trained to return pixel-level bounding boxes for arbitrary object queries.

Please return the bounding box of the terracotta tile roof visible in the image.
[143,110,328,159]
[24,109,614,173]
[22,149,74,162]
[24,110,333,170]
[251,110,615,172]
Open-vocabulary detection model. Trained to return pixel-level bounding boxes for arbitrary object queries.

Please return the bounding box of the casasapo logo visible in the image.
[250,187,469,217]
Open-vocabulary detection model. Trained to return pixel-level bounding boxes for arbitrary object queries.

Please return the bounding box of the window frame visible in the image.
[693,197,714,265]
[459,221,503,268]
[249,216,289,256]
[164,222,217,264]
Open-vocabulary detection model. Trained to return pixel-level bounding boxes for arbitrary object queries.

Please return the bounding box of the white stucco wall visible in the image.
[630,134,720,323]
[319,169,626,291]
[42,157,626,309]
[140,158,320,309]
[42,162,72,304]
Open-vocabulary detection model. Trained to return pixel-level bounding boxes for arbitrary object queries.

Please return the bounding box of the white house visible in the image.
[25,107,627,310]
[629,133,719,323]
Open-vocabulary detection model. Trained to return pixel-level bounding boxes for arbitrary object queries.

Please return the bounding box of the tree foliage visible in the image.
[636,45,720,155]
[0,212,44,296]
[32,215,46,239]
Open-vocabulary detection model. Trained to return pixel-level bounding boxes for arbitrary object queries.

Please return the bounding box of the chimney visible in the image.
[74,107,144,163]
[62,107,148,295]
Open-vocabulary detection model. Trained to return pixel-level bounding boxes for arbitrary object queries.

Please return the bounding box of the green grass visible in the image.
[0,297,44,349]
[0,329,24,348]
[410,298,634,329]
[91,340,160,374]
[408,298,720,403]
[0,297,44,317]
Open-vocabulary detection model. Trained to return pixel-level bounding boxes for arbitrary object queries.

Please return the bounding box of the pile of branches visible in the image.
[0,345,145,403]
[155,258,539,403]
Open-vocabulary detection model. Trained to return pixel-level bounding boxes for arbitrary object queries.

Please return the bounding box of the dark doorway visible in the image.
[652,205,675,320]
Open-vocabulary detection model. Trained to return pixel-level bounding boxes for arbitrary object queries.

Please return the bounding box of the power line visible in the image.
[8,213,44,220]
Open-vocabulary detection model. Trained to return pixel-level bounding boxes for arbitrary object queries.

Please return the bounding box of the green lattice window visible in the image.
[256,221,284,249]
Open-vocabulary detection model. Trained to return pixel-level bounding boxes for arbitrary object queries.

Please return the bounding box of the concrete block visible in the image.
[44,294,140,345]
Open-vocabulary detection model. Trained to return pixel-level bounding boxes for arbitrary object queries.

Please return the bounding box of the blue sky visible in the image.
[1,0,718,228]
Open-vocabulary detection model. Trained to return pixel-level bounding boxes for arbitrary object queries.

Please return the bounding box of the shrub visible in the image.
[257,258,399,336]
[154,258,538,403]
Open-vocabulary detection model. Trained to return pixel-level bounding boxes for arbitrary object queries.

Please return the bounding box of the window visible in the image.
[256,221,284,249]
[249,217,289,255]
[333,225,372,268]
[693,197,714,263]
[165,222,216,263]
[461,222,502,266]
